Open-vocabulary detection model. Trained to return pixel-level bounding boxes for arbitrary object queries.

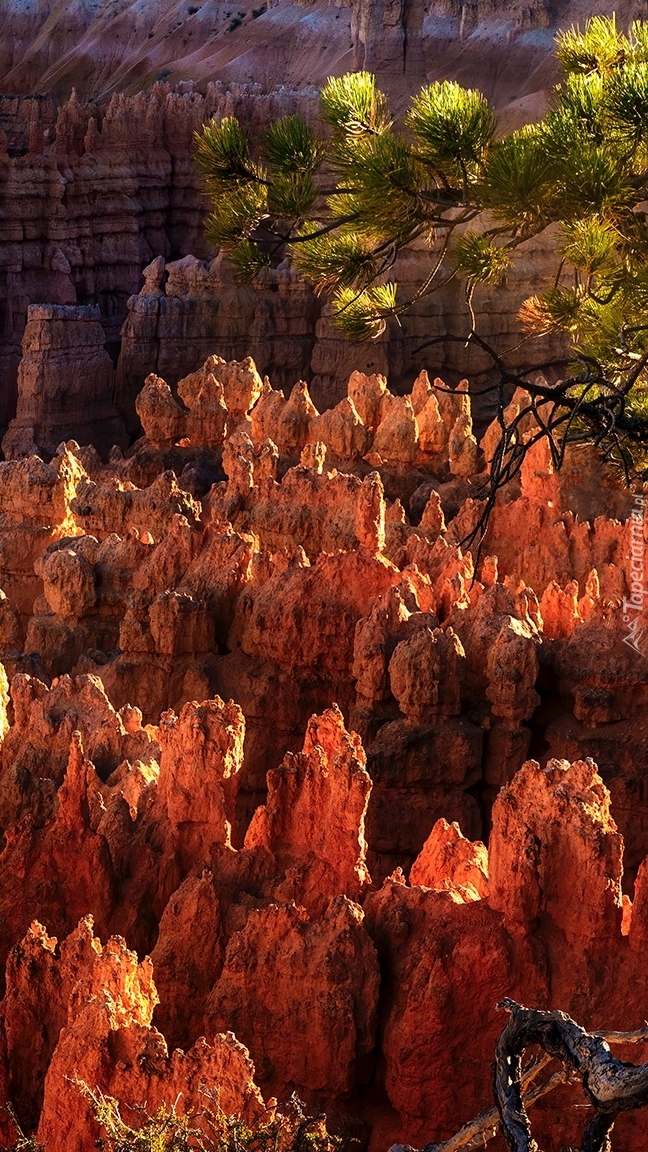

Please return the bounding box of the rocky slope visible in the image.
[0,340,646,1149]
[0,0,642,108]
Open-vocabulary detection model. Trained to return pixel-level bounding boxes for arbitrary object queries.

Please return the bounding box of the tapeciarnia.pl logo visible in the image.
[622,493,647,655]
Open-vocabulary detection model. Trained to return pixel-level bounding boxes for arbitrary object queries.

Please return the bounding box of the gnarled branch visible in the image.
[495,999,648,1152]
[388,1014,648,1152]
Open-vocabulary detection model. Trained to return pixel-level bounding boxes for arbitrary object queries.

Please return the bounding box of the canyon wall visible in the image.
[3,0,636,436]
[115,239,566,426]
[1,0,643,108]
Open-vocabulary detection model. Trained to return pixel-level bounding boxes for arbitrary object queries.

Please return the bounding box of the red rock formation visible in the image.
[409,818,488,897]
[388,624,465,722]
[135,374,187,449]
[2,305,128,461]
[150,871,225,1049]
[0,672,159,827]
[0,734,116,980]
[245,706,372,914]
[489,757,623,956]
[0,447,88,616]
[30,917,263,1152]
[118,258,325,430]
[157,696,245,866]
[206,897,379,1097]
[361,750,647,1151]
[231,547,396,682]
[70,470,202,540]
[364,878,515,1145]
[0,682,646,1150]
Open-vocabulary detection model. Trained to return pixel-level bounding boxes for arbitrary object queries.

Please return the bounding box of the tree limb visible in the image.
[388,1020,648,1152]
[495,1000,648,1152]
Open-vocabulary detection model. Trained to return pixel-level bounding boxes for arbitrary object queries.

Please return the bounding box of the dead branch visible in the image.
[388,1018,648,1152]
[495,999,648,1152]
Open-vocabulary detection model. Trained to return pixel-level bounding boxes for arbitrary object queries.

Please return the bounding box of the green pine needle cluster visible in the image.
[320,72,390,136]
[453,232,511,284]
[405,81,495,179]
[331,283,398,340]
[293,231,379,294]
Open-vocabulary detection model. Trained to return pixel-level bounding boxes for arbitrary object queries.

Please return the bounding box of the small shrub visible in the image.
[75,1084,347,1152]
[3,1104,44,1152]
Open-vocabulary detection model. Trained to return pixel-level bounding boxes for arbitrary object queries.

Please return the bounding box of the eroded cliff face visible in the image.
[0,0,642,108]
[116,242,569,424]
[2,304,128,459]
[0,346,646,1149]
[0,76,568,438]
[0,82,321,431]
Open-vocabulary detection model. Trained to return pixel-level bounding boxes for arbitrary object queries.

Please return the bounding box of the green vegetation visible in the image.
[3,1104,42,1152]
[5,1090,345,1152]
[87,1088,341,1152]
[195,15,648,523]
